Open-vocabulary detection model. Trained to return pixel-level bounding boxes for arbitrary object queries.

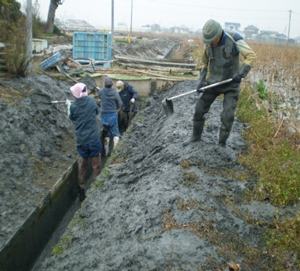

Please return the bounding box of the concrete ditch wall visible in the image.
[0,160,93,271]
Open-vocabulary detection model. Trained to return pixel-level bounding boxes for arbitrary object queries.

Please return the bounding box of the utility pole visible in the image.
[130,0,133,34]
[287,9,292,41]
[111,0,114,42]
[26,0,33,72]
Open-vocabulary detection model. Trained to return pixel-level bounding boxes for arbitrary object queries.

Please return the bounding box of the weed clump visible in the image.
[237,86,300,206]
[237,83,300,270]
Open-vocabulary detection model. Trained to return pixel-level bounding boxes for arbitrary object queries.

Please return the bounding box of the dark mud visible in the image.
[0,75,78,250]
[40,80,280,271]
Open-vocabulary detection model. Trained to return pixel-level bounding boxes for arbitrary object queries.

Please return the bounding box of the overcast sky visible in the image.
[17,0,300,38]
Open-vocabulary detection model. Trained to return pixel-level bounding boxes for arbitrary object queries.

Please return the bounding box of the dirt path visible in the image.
[40,80,279,271]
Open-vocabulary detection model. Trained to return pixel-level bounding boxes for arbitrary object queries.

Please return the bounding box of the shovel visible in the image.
[30,92,76,111]
[128,101,134,125]
[162,78,233,116]
[51,100,74,104]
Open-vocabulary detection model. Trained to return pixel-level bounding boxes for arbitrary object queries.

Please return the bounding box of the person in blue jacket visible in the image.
[116,80,138,133]
[97,77,123,157]
[66,82,102,201]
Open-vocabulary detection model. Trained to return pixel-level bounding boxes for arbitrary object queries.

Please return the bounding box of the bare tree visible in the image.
[45,0,64,34]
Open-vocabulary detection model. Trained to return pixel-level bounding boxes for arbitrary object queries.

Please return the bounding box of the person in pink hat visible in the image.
[66,82,102,201]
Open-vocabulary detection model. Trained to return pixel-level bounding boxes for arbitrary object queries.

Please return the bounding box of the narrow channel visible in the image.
[30,156,108,271]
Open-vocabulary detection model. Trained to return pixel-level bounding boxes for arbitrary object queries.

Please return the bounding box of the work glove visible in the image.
[65,99,71,107]
[130,98,135,104]
[65,99,71,116]
[232,63,251,83]
[196,68,207,93]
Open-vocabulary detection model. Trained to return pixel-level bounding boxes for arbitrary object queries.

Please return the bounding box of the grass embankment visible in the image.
[236,41,300,269]
[237,84,300,269]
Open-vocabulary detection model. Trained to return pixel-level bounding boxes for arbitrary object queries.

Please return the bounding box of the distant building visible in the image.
[244,25,259,40]
[294,36,300,44]
[170,25,190,34]
[194,29,202,35]
[224,22,245,38]
[116,22,128,31]
[151,24,161,33]
[256,30,288,43]
[55,19,96,32]
[224,22,241,32]
[141,25,151,32]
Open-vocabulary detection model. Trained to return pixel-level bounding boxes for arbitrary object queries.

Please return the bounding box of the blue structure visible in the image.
[73,32,112,68]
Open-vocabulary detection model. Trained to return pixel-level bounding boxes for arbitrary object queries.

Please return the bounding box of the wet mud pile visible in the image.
[0,75,78,250]
[40,80,280,271]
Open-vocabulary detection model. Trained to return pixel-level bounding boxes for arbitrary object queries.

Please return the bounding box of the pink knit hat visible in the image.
[70,83,88,98]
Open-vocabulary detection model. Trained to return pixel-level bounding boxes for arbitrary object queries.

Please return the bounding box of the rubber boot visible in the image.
[91,155,101,182]
[77,156,88,201]
[104,137,110,157]
[183,120,205,147]
[113,136,119,149]
[79,187,86,202]
[218,128,230,147]
[78,156,88,189]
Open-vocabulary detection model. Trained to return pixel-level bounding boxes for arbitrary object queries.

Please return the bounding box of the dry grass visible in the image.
[234,42,300,270]
[247,42,300,136]
[249,42,300,85]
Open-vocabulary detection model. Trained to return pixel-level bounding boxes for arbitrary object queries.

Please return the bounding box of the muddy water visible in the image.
[40,80,279,271]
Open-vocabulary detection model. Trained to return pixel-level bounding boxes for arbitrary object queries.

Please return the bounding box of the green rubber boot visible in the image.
[218,128,230,147]
[183,120,205,147]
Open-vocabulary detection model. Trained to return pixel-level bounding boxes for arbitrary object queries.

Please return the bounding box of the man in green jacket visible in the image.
[184,19,256,147]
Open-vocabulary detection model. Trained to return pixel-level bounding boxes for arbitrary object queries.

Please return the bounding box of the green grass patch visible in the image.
[69,214,84,228]
[236,85,300,206]
[92,178,104,188]
[265,211,300,269]
[236,84,300,270]
[51,235,72,256]
[257,79,269,102]
[114,38,142,44]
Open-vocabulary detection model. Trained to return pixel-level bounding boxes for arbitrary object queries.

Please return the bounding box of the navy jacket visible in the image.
[69,96,100,145]
[118,82,138,112]
[98,87,123,114]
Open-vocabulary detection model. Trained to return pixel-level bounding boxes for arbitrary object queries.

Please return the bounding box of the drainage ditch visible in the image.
[0,158,101,271]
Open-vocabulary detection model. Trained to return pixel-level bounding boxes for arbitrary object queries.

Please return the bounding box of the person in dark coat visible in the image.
[116,80,138,133]
[97,77,123,156]
[66,82,102,201]
[183,19,256,148]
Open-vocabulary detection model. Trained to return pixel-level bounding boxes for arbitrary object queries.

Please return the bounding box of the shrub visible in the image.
[3,20,28,77]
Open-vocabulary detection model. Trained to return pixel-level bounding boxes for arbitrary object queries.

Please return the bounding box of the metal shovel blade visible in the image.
[162,98,174,117]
